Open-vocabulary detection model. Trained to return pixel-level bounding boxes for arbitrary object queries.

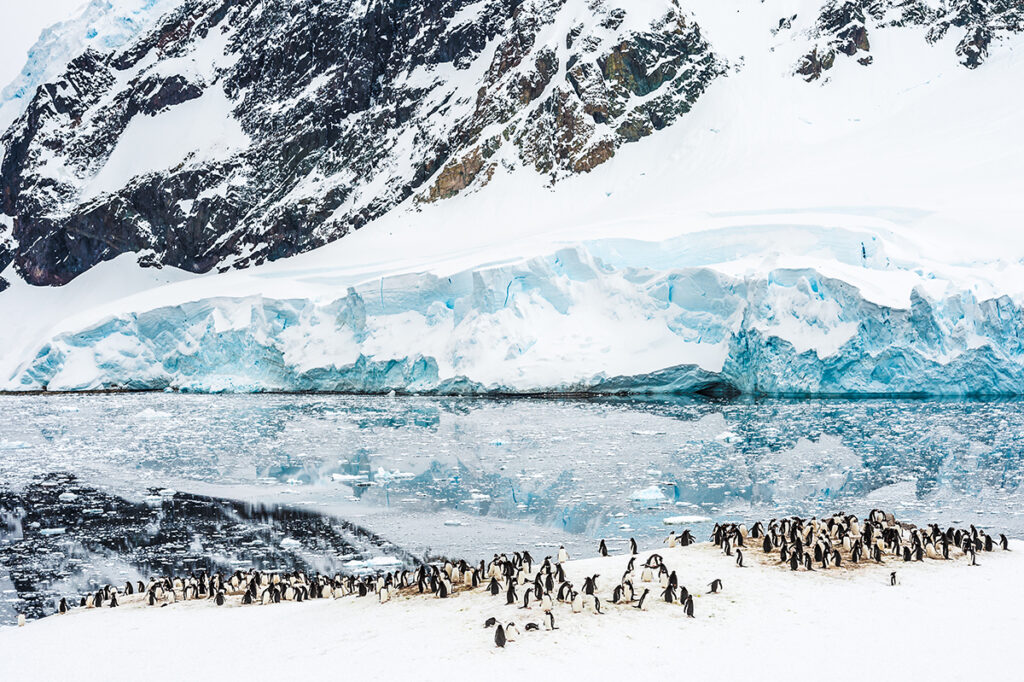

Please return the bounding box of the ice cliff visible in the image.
[10,234,1024,396]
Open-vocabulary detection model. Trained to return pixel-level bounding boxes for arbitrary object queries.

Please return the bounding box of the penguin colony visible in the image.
[31,509,1006,649]
[715,509,1010,572]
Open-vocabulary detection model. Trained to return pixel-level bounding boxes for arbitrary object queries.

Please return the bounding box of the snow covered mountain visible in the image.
[1,0,1023,395]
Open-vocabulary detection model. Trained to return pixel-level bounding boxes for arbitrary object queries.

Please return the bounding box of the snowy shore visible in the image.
[2,542,1020,682]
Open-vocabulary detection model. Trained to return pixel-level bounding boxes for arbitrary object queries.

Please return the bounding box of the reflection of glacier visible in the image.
[12,237,1024,395]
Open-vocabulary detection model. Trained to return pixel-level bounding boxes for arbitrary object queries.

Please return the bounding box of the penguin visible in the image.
[506,582,517,605]
[124,581,134,596]
[557,546,569,564]
[17,613,26,627]
[634,588,650,611]
[215,591,226,606]
[520,590,531,609]
[484,616,497,628]
[544,610,557,631]
[630,537,638,555]
[890,571,897,586]
[640,566,653,583]
[524,623,540,631]
[494,624,506,648]
[709,579,722,594]
[488,577,501,596]
[571,591,584,613]
[612,584,623,604]
[598,539,609,557]
[664,531,677,548]
[735,549,744,567]
[661,586,675,603]
[683,595,694,618]
[505,622,520,642]
[1000,534,1010,551]
[108,592,119,608]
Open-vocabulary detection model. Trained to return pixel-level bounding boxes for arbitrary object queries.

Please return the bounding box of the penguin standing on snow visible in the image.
[630,538,638,555]
[506,582,517,605]
[736,549,744,567]
[58,598,68,614]
[494,624,506,648]
[557,546,569,564]
[709,579,722,594]
[890,571,897,586]
[544,610,557,631]
[1000,534,1010,551]
[17,614,26,627]
[484,617,497,628]
[634,589,650,611]
[664,531,677,548]
[683,595,694,618]
[598,539,609,557]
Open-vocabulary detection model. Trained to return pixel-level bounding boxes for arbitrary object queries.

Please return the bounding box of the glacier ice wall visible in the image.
[10,242,1024,396]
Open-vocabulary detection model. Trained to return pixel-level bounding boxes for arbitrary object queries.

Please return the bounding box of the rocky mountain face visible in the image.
[0,0,1020,291]
[797,0,1024,79]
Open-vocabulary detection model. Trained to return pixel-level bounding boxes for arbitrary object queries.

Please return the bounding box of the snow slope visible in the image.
[1,1,1023,395]
[1,543,1020,682]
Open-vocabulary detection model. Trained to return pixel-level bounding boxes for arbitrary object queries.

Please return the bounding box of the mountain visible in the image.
[1,0,1023,395]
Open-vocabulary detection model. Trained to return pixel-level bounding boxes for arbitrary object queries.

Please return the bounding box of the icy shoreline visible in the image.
[2,542,1020,681]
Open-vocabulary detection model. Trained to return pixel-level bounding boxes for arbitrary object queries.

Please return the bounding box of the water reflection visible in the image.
[0,395,1020,544]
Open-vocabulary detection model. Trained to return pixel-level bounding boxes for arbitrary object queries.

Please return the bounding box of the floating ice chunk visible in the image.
[663,515,711,524]
[137,408,172,420]
[158,488,177,497]
[0,440,30,450]
[39,528,66,536]
[280,538,302,548]
[57,492,78,502]
[443,520,465,527]
[630,486,667,501]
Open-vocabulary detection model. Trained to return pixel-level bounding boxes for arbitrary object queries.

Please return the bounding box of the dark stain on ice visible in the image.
[0,472,417,625]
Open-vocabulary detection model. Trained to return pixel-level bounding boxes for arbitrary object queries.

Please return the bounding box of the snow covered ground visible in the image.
[1,542,1019,681]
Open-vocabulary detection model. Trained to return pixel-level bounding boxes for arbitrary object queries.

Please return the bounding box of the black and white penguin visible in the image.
[709,579,722,594]
[634,588,650,611]
[735,549,744,567]
[215,590,226,606]
[890,571,897,586]
[58,597,68,614]
[494,624,506,648]
[524,623,540,631]
[124,581,134,596]
[506,582,517,605]
[505,622,520,642]
[1000,534,1010,551]
[488,577,500,596]
[544,610,557,631]
[520,590,531,609]
[484,616,497,628]
[630,537,638,555]
[598,539,609,557]
[108,592,119,608]
[557,546,569,564]
[17,613,26,627]
[683,595,694,618]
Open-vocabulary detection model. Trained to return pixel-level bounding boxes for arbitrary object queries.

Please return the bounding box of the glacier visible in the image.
[8,230,1024,396]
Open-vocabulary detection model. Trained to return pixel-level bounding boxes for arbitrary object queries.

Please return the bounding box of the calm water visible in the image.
[2,394,1023,623]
